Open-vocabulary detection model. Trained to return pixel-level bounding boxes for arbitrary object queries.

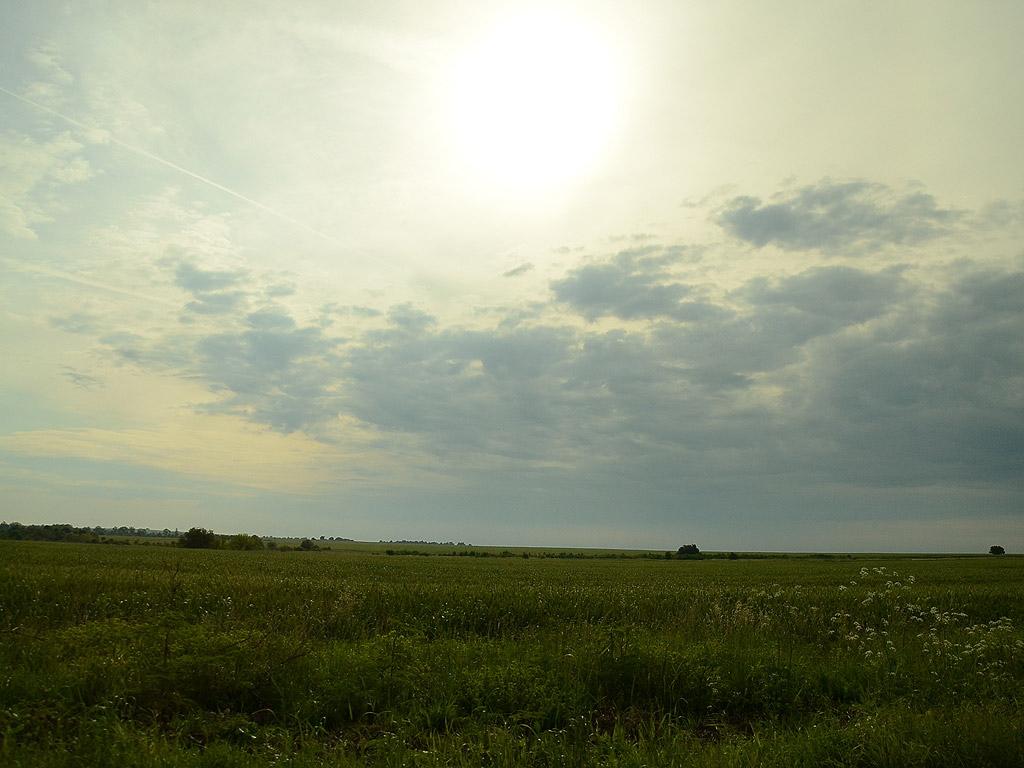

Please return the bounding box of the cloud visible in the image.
[339,266,905,469]
[503,263,533,277]
[265,282,297,298]
[740,265,906,340]
[49,312,99,334]
[99,332,155,365]
[22,169,1015,538]
[349,305,384,318]
[551,248,720,322]
[174,262,245,293]
[649,268,905,391]
[384,303,437,335]
[184,292,248,316]
[129,220,1016,507]
[562,257,905,391]
[794,267,1024,486]
[342,319,651,465]
[60,368,102,391]
[717,180,963,251]
[174,261,249,315]
[0,130,94,238]
[328,247,1020,507]
[246,308,297,331]
[193,311,340,433]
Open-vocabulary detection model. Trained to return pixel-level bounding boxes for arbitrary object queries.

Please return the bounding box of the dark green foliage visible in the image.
[177,527,220,549]
[227,534,264,551]
[0,522,99,543]
[990,544,1006,555]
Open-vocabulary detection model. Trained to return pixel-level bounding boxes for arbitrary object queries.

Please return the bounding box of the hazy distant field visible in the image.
[2,542,1021,766]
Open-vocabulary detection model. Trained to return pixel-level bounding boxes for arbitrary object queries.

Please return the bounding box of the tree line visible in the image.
[0,523,331,551]
[177,527,327,551]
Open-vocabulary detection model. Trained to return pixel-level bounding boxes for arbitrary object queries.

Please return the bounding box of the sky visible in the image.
[2,0,1022,552]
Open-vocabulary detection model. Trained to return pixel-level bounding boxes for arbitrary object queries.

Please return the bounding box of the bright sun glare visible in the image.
[447,11,622,191]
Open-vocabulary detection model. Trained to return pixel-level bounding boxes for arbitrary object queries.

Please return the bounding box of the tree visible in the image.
[677,544,702,559]
[990,545,1005,555]
[227,533,264,551]
[178,527,220,549]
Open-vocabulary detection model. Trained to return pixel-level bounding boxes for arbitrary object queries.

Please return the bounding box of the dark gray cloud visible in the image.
[194,315,339,432]
[552,249,720,322]
[717,180,963,251]
[385,303,436,335]
[743,265,904,318]
[343,323,580,459]
[336,264,910,472]
[503,263,533,278]
[799,268,1024,485]
[740,265,907,342]
[332,257,1022,500]
[641,265,906,390]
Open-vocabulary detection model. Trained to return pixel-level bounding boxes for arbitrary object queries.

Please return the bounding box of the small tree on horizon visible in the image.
[677,544,702,559]
[989,545,1006,555]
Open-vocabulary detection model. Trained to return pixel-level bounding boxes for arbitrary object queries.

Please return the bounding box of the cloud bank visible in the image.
[29,178,1012,549]
[717,181,963,252]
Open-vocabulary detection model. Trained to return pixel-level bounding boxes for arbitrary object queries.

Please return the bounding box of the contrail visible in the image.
[0,84,397,270]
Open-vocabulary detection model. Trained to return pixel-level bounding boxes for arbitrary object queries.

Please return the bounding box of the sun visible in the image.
[446,10,622,191]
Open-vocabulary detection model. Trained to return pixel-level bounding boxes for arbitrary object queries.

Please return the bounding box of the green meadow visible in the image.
[1,541,1021,766]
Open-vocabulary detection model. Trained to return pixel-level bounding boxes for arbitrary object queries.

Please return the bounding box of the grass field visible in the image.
[1,541,1021,766]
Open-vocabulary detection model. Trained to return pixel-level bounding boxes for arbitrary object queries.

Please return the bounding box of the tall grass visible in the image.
[2,542,1021,766]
